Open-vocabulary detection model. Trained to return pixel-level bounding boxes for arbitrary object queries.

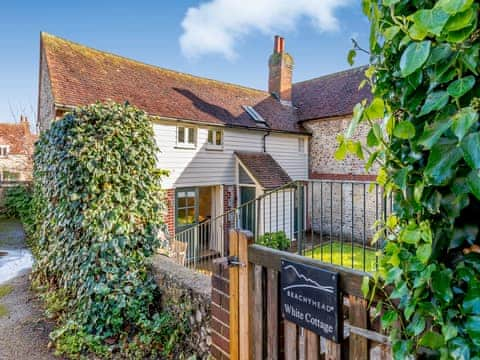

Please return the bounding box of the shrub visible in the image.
[32,102,181,358]
[3,185,32,219]
[2,185,37,250]
[345,0,480,358]
[257,231,291,250]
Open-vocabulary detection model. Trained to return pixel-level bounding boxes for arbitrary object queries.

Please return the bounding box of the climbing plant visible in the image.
[32,102,183,358]
[341,0,480,358]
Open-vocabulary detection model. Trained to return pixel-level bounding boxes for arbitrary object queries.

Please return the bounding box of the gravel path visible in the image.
[0,271,59,360]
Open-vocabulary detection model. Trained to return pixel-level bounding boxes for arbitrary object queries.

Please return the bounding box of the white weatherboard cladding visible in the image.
[153,120,308,189]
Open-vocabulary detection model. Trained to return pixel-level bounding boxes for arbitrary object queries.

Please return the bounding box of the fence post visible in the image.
[229,229,240,360]
[238,230,254,360]
[296,181,303,255]
[349,295,368,360]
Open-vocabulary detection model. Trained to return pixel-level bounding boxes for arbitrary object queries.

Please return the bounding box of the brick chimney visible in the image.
[268,35,294,105]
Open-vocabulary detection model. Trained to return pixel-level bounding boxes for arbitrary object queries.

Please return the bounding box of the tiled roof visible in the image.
[292,66,372,121]
[41,33,305,134]
[0,123,36,155]
[235,151,292,190]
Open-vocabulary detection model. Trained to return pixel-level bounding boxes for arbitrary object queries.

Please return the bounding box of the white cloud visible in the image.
[180,0,351,59]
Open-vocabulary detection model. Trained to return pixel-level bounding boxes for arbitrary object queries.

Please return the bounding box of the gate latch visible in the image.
[214,256,245,268]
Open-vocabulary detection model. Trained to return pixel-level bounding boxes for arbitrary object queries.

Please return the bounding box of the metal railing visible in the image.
[166,180,392,273]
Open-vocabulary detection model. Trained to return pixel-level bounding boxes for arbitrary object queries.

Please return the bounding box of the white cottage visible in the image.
[37,33,310,249]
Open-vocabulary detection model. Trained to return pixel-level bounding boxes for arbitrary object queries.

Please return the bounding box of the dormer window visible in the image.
[0,145,9,157]
[243,106,268,126]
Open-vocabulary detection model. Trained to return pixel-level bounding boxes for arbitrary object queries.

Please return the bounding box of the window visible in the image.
[207,129,223,149]
[177,126,196,148]
[0,145,9,157]
[243,105,267,124]
[1,171,20,181]
[176,189,197,229]
[298,138,305,153]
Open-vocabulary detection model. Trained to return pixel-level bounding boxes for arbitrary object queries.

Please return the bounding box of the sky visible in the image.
[0,0,370,131]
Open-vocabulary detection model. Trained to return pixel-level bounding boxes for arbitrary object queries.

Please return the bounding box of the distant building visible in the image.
[0,116,37,181]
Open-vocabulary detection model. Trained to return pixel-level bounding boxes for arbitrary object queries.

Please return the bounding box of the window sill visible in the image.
[175,145,196,150]
[205,145,224,151]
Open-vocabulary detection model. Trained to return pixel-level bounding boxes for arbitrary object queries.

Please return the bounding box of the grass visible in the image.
[0,285,13,318]
[0,285,13,298]
[304,241,378,272]
[0,304,8,318]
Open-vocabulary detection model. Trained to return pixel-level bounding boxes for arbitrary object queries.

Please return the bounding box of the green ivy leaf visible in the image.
[401,226,421,244]
[367,127,380,146]
[393,167,409,193]
[462,133,480,170]
[465,316,480,347]
[407,315,426,336]
[409,8,450,36]
[432,269,453,303]
[384,25,401,41]
[445,7,477,32]
[425,143,463,185]
[418,91,449,117]
[417,243,432,263]
[463,284,480,315]
[419,331,445,350]
[447,22,477,43]
[452,107,479,141]
[393,121,416,139]
[364,98,385,119]
[418,118,453,149]
[400,41,431,77]
[466,171,480,200]
[381,310,398,328]
[447,76,476,97]
[361,276,370,298]
[442,322,458,342]
[346,103,364,138]
[347,49,356,66]
[435,0,473,15]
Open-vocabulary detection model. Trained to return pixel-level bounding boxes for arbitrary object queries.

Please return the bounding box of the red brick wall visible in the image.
[165,188,175,237]
[211,262,230,359]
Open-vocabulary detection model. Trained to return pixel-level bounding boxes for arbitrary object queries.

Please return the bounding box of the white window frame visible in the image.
[298,138,305,154]
[206,128,224,150]
[176,126,196,149]
[0,145,9,157]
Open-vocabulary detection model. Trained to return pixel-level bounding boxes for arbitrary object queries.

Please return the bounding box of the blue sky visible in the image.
[0,0,369,130]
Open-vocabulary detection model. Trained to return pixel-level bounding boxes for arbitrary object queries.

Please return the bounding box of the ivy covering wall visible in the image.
[342,0,480,358]
[32,102,181,358]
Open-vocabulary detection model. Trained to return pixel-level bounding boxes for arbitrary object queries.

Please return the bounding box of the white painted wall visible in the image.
[153,119,308,189]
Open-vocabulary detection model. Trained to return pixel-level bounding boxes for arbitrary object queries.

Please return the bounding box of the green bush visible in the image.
[32,102,182,358]
[344,0,480,358]
[2,185,37,250]
[2,185,32,220]
[257,231,291,250]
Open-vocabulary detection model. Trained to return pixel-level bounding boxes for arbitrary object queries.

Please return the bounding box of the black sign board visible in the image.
[280,259,342,342]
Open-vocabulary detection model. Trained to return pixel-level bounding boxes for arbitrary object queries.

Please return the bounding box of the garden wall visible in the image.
[151,255,212,359]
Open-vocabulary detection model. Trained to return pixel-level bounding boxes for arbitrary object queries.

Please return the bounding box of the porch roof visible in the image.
[235,151,292,190]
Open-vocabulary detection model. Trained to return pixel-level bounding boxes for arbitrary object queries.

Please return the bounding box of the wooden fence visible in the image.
[226,229,391,360]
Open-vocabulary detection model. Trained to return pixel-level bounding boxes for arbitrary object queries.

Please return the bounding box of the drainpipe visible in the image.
[262,131,271,153]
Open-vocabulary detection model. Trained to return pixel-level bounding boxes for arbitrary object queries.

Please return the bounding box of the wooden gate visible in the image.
[227,229,391,360]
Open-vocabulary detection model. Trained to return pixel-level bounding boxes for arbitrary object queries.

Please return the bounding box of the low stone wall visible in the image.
[151,255,212,359]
